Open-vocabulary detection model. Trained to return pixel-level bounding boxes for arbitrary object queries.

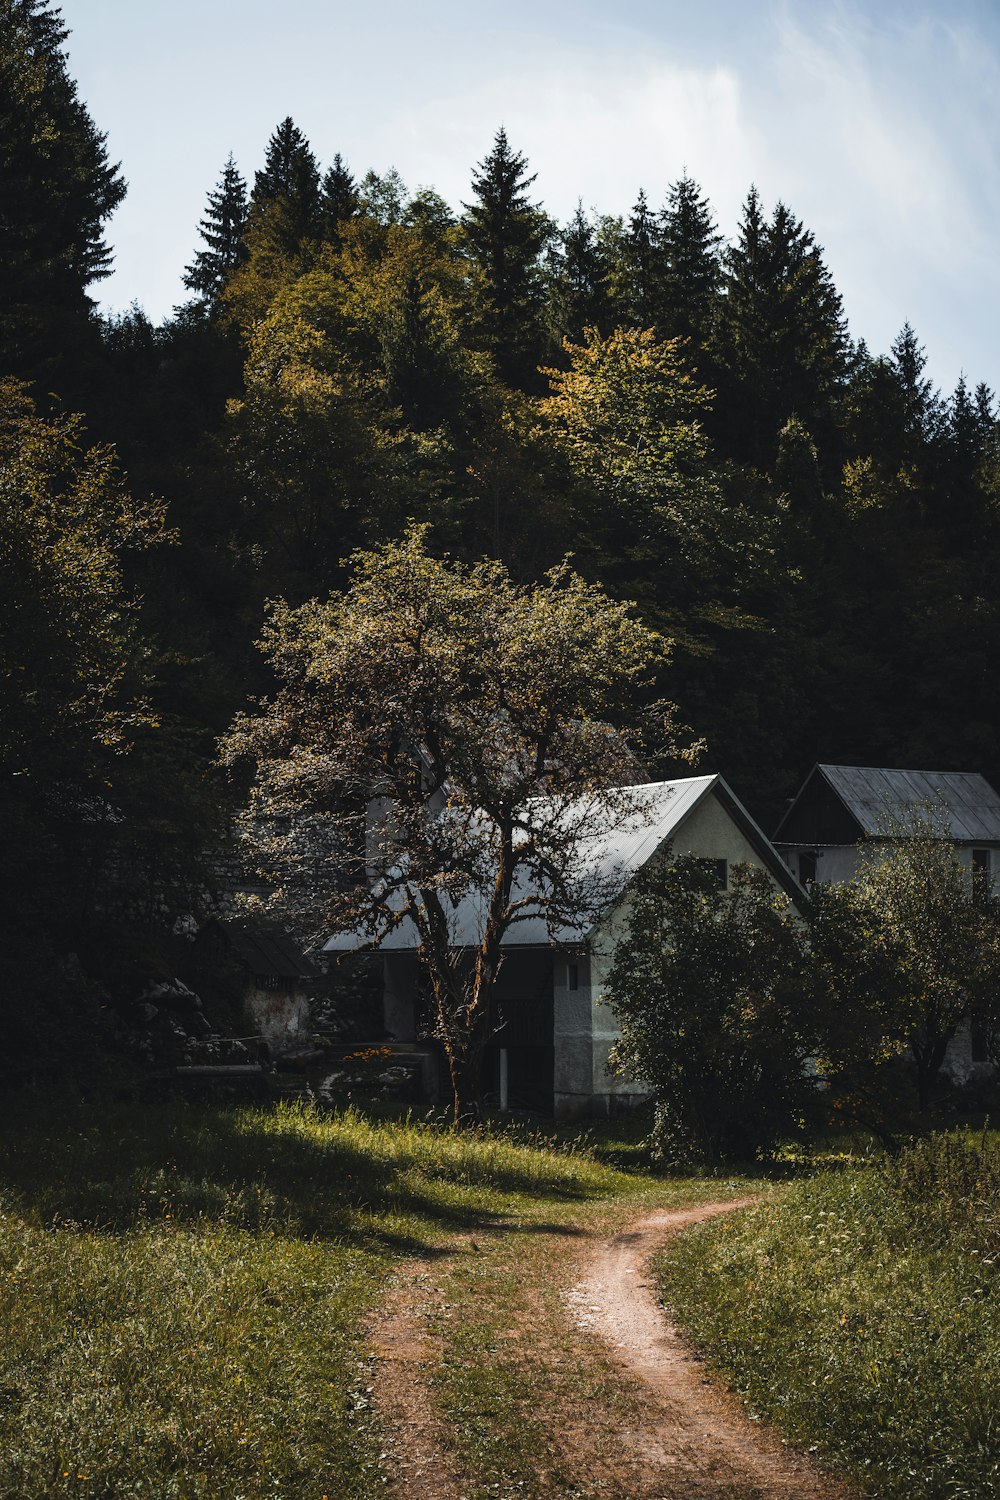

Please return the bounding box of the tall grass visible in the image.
[0,1095,627,1498]
[659,1131,1000,1500]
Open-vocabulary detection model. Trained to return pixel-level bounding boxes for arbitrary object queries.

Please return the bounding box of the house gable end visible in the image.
[774,764,865,847]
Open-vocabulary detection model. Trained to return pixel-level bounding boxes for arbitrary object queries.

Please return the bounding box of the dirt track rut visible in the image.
[570,1199,856,1499]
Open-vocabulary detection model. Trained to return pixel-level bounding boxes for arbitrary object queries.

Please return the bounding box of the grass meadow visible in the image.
[659,1130,1000,1500]
[5,1091,999,1500]
[0,1094,627,1499]
[0,1092,681,1500]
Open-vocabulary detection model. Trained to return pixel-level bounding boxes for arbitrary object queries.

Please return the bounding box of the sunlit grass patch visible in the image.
[0,1094,664,1497]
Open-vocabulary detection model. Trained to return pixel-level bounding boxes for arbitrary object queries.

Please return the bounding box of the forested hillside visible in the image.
[4,0,998,1045]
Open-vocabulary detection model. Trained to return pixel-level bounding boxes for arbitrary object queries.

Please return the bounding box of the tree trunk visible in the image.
[440,981,495,1127]
[913,1031,952,1113]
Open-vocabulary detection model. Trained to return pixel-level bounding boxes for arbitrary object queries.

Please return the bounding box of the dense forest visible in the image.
[4,0,998,1056]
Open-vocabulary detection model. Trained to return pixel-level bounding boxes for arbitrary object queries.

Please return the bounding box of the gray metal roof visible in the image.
[816,765,1000,842]
[205,920,317,979]
[324,774,801,954]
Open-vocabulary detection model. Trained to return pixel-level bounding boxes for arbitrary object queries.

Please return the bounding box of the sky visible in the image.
[58,0,1000,396]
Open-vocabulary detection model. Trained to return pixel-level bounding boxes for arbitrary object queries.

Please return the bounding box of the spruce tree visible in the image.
[615,189,664,330]
[659,173,722,348]
[320,152,359,237]
[0,0,126,381]
[249,116,320,255]
[183,154,248,299]
[461,127,551,385]
[926,374,996,535]
[712,188,848,465]
[547,202,611,343]
[890,322,935,452]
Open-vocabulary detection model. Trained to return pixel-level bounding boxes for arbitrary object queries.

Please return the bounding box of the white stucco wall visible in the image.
[243,986,311,1049]
[780,842,1000,888]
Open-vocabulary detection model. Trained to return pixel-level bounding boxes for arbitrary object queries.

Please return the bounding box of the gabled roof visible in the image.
[200,919,317,979]
[775,764,1000,844]
[324,774,803,954]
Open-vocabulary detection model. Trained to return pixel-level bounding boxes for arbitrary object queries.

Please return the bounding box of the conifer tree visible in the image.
[0,0,126,379]
[659,172,722,348]
[183,154,248,300]
[975,380,996,437]
[712,188,848,464]
[249,116,321,254]
[615,189,664,330]
[927,374,997,534]
[890,322,935,452]
[461,127,551,385]
[547,202,611,343]
[320,152,359,237]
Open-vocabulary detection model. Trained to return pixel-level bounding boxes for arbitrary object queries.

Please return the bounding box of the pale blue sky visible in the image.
[59,0,1000,395]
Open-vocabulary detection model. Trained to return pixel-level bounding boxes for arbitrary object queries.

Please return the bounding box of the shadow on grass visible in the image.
[0,1094,620,1257]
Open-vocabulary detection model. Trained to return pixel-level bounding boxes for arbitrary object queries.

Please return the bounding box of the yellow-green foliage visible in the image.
[659,1132,1000,1500]
[0,1098,625,1498]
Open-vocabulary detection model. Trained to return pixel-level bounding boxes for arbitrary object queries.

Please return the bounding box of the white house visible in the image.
[774,763,1000,1083]
[774,764,1000,889]
[325,773,806,1118]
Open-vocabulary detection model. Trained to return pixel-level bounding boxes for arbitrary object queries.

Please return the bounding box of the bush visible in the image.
[606,856,822,1165]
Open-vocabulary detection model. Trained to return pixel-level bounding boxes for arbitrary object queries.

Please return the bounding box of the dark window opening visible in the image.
[972,848,991,905]
[798,850,818,885]
[567,962,579,991]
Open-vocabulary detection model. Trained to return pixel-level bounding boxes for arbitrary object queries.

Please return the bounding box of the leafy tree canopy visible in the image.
[811,809,1000,1113]
[222,526,675,1120]
[606,854,821,1164]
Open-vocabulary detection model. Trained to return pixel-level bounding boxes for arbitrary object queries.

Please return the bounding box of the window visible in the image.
[798,850,818,885]
[567,962,579,991]
[972,848,991,905]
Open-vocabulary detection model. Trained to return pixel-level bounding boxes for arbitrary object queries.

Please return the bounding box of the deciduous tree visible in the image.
[606,855,819,1163]
[222,527,673,1122]
[811,811,1000,1112]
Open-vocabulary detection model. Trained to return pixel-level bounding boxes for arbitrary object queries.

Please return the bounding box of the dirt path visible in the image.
[570,1199,856,1500]
[368,1259,465,1500]
[370,1200,858,1500]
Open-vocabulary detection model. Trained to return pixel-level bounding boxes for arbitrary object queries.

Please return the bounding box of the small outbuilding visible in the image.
[774,763,1000,1084]
[325,774,806,1119]
[195,919,318,1052]
[774,764,1000,889]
